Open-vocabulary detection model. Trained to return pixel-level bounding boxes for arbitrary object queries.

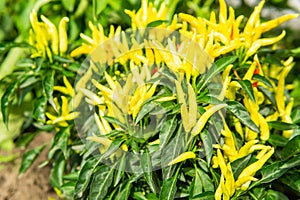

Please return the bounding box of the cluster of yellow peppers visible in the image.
[29,10,69,62]
[29,0,298,199]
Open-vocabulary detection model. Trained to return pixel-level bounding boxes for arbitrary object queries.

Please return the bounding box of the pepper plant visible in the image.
[1,0,300,199]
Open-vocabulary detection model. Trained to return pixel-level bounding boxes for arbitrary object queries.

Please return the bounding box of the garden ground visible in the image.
[0,133,56,200]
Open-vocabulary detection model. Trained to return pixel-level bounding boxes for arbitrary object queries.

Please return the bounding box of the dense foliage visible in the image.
[1,0,300,199]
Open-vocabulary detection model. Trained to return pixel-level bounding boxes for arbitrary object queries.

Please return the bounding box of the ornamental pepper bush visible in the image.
[1,0,300,199]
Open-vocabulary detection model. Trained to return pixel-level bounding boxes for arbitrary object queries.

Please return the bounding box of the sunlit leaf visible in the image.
[19,144,46,175]
[238,79,256,102]
[226,101,260,133]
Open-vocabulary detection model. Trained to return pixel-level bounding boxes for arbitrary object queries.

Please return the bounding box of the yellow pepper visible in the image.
[58,17,69,55]
[236,147,274,189]
[243,1,265,48]
[41,15,59,55]
[258,13,299,33]
[191,104,227,136]
[53,76,74,97]
[168,151,196,166]
[246,30,286,59]
[46,96,80,127]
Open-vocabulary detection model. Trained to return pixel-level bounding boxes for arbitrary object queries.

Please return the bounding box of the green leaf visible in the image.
[189,171,203,199]
[280,154,300,169]
[133,192,148,200]
[160,170,179,200]
[280,172,300,196]
[94,0,108,16]
[197,95,223,105]
[116,181,132,200]
[135,102,156,125]
[48,127,70,160]
[50,154,66,188]
[19,144,46,175]
[62,0,76,12]
[231,154,252,179]
[102,138,125,158]
[267,134,288,147]
[60,181,76,198]
[190,168,214,198]
[226,101,260,133]
[63,171,79,181]
[162,126,184,180]
[268,121,299,130]
[146,193,159,200]
[89,164,115,200]
[142,150,157,194]
[258,86,276,106]
[15,132,37,148]
[198,56,237,91]
[238,79,256,102]
[200,130,213,166]
[1,81,18,126]
[251,187,267,200]
[103,116,126,129]
[191,191,214,200]
[291,108,300,124]
[147,20,168,27]
[74,157,101,199]
[250,161,287,188]
[265,190,289,200]
[114,153,126,187]
[197,168,214,192]
[19,76,39,88]
[252,74,273,88]
[105,187,118,200]
[159,116,177,150]
[43,70,54,99]
[280,135,300,159]
[33,95,47,122]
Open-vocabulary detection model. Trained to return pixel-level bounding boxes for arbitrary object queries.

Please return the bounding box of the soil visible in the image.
[0,133,57,200]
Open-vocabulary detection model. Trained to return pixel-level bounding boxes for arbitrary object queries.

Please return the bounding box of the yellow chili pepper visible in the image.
[179,13,201,33]
[234,176,258,189]
[191,104,227,136]
[218,64,233,100]
[235,140,259,160]
[225,163,235,196]
[243,1,265,48]
[59,17,69,55]
[236,147,274,188]
[256,146,272,160]
[94,113,107,135]
[258,13,299,33]
[213,43,241,58]
[258,113,270,141]
[243,57,257,80]
[79,88,104,105]
[87,135,112,154]
[282,98,294,138]
[246,30,286,59]
[168,151,196,166]
[218,0,227,24]
[92,79,113,98]
[245,128,258,141]
[155,95,176,102]
[276,60,293,115]
[41,15,59,55]
[233,117,244,140]
[215,174,223,200]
